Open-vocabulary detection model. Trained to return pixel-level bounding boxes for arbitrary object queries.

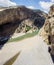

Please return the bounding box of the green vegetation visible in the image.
[25,25,31,32]
[8,29,39,43]
[4,51,21,65]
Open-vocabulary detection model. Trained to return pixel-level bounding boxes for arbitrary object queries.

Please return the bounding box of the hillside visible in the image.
[0,6,46,43]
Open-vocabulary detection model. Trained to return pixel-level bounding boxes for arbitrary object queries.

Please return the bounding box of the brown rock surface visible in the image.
[0,6,46,35]
[39,4,54,44]
[0,6,46,43]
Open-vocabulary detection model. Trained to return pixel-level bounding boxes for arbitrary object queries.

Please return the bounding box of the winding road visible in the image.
[0,35,53,65]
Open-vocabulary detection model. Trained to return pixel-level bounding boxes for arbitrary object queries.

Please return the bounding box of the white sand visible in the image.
[0,35,53,65]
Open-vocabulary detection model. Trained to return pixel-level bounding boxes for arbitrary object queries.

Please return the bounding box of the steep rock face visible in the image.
[39,4,54,44]
[0,6,46,42]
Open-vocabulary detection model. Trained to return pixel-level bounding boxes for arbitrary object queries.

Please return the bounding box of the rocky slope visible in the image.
[0,6,46,42]
[39,4,54,44]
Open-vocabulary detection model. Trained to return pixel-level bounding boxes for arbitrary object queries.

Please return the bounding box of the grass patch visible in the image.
[4,51,21,65]
[8,30,39,43]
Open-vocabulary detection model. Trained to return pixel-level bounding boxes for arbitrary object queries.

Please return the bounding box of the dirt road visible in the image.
[0,35,53,65]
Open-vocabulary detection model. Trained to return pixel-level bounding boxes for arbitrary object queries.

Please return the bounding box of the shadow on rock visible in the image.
[50,54,54,63]
[48,46,54,63]
[0,38,9,50]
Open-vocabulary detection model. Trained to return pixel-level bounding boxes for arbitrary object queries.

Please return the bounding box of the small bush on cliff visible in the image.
[25,25,31,32]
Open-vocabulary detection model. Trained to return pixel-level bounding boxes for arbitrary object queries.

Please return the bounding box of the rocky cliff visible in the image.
[39,4,54,44]
[0,6,46,43]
